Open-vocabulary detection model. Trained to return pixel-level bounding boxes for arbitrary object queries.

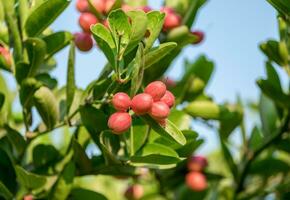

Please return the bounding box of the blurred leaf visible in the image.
[0,181,13,200]
[125,10,148,55]
[19,78,42,108]
[70,188,108,200]
[25,0,71,37]
[66,41,75,116]
[125,0,147,7]
[33,86,59,130]
[33,144,60,168]
[260,40,288,67]
[184,100,220,120]
[50,162,75,200]
[93,78,112,100]
[0,92,4,111]
[267,0,290,18]
[165,0,189,14]
[38,57,57,74]
[249,158,290,176]
[107,0,122,12]
[25,37,47,77]
[141,115,186,145]
[178,184,208,200]
[72,139,92,175]
[144,11,165,52]
[248,126,263,151]
[259,94,279,137]
[144,42,177,69]
[220,140,238,181]
[176,130,203,157]
[42,31,73,59]
[5,125,26,157]
[265,61,282,90]
[35,73,58,89]
[99,131,121,164]
[166,26,199,47]
[15,165,47,190]
[94,164,138,176]
[182,0,207,27]
[91,24,116,69]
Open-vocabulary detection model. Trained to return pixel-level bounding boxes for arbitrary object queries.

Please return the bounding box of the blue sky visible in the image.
[3,0,280,153]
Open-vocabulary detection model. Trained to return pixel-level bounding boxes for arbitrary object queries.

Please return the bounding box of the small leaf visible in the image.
[70,188,108,200]
[33,86,59,130]
[141,115,186,145]
[144,42,177,69]
[42,31,73,59]
[66,41,75,115]
[168,110,191,130]
[25,0,71,37]
[15,165,47,190]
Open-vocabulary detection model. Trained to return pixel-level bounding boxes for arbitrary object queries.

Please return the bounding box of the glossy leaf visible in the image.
[15,165,47,190]
[42,31,73,59]
[25,0,71,37]
[144,42,177,69]
[66,41,75,115]
[33,86,59,130]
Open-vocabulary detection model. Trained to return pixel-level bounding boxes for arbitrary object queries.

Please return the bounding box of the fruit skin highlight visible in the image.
[91,0,106,14]
[144,81,167,101]
[112,92,131,111]
[149,101,170,120]
[108,112,132,134]
[187,155,208,172]
[124,185,144,200]
[79,12,98,33]
[131,93,153,115]
[160,90,175,108]
[74,32,93,52]
[186,172,207,191]
[76,0,89,12]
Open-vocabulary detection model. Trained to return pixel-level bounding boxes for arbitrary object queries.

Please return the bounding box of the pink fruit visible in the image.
[76,0,89,12]
[160,91,175,108]
[112,92,131,111]
[24,195,34,200]
[79,12,98,33]
[0,46,11,67]
[140,6,151,13]
[191,31,205,44]
[149,101,170,120]
[124,185,144,200]
[161,7,181,31]
[131,93,153,115]
[144,81,167,101]
[186,172,207,191]
[91,0,106,14]
[108,112,132,134]
[74,32,93,51]
[104,0,115,14]
[187,155,208,172]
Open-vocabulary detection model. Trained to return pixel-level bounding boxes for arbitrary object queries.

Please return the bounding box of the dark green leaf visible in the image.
[267,0,290,18]
[25,0,71,37]
[35,73,58,89]
[182,0,207,27]
[66,41,75,115]
[220,140,238,181]
[0,181,13,200]
[0,92,4,111]
[99,131,121,164]
[70,188,108,200]
[249,158,290,176]
[42,31,73,59]
[248,126,263,151]
[33,144,60,167]
[72,139,92,175]
[94,164,139,176]
[5,125,26,157]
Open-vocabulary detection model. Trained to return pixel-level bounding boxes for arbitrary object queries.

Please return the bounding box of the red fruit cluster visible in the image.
[124,184,144,200]
[0,46,11,67]
[108,81,175,134]
[185,155,208,191]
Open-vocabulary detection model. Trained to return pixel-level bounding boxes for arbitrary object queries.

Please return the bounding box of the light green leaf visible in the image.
[25,0,71,37]
[66,41,75,116]
[184,100,220,120]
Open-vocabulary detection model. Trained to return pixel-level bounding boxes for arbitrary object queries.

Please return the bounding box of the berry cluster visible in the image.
[0,45,11,68]
[185,155,208,191]
[108,81,175,134]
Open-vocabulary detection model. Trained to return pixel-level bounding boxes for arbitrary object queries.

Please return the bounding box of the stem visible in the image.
[234,114,290,195]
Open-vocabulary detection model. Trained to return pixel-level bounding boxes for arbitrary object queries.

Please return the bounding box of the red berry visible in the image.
[24,195,34,200]
[112,92,131,111]
[131,93,153,115]
[74,32,93,51]
[76,0,89,12]
[144,81,167,101]
[79,12,98,33]
[124,185,144,200]
[149,101,170,120]
[186,172,207,191]
[104,0,115,14]
[191,31,204,44]
[160,91,175,108]
[161,7,181,31]
[91,0,106,14]
[0,46,11,67]
[187,155,208,172]
[108,112,132,134]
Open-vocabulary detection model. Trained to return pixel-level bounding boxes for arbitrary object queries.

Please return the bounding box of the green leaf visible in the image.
[32,144,60,167]
[25,0,71,37]
[144,11,165,52]
[168,110,191,130]
[182,0,207,27]
[0,181,13,200]
[0,92,4,111]
[258,94,279,137]
[72,139,93,175]
[5,125,26,157]
[108,9,131,58]
[35,73,58,89]
[141,115,186,145]
[144,42,177,69]
[94,164,139,176]
[91,24,116,69]
[50,162,75,200]
[19,78,42,108]
[260,40,288,67]
[267,0,290,17]
[70,188,108,200]
[66,41,75,116]
[176,130,203,157]
[248,126,263,151]
[249,158,290,176]
[42,31,73,59]
[265,61,282,91]
[184,100,220,120]
[99,131,121,164]
[15,165,47,190]
[130,143,181,169]
[33,86,59,130]
[220,140,238,181]
[25,37,47,77]
[166,26,199,47]
[165,0,189,14]
[125,10,148,55]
